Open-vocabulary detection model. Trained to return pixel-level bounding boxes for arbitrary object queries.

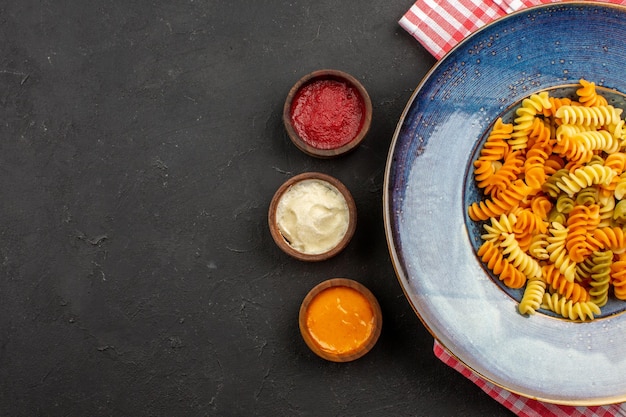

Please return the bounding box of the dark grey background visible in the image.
[1,1,512,416]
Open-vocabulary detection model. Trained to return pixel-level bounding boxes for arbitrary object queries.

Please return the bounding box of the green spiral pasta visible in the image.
[588,250,613,307]
[556,193,575,213]
[574,187,598,206]
[547,207,567,224]
[542,169,571,198]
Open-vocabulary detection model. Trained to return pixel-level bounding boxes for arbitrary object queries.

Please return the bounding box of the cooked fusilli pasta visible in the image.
[470,79,626,321]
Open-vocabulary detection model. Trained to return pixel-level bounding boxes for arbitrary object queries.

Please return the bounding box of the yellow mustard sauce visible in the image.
[305,286,374,354]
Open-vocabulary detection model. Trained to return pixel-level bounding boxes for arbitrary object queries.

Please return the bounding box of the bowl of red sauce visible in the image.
[283,69,373,158]
[299,278,382,362]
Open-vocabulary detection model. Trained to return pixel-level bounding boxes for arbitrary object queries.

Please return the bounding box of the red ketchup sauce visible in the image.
[290,79,365,150]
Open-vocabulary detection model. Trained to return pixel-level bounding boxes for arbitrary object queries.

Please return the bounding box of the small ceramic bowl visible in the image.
[299,278,382,362]
[268,172,356,262]
[283,69,373,158]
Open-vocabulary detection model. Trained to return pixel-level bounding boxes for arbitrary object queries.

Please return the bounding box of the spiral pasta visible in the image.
[509,92,551,151]
[565,204,600,263]
[470,79,626,321]
[555,104,623,127]
[481,213,516,243]
[542,264,590,303]
[541,293,601,321]
[588,250,613,307]
[518,277,546,315]
[611,253,626,300]
[555,165,615,197]
[500,233,542,279]
[546,221,578,282]
[576,79,608,107]
[590,227,626,254]
[468,179,533,221]
[477,241,527,289]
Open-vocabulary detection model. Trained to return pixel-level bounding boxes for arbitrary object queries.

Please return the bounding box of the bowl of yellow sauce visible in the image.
[299,278,382,362]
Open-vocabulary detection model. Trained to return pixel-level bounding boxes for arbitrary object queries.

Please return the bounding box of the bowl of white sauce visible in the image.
[268,172,356,261]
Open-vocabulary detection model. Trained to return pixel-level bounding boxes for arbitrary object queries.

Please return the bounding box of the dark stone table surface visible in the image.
[1,1,513,416]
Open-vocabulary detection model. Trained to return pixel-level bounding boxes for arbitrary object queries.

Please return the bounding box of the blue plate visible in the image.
[384,2,626,405]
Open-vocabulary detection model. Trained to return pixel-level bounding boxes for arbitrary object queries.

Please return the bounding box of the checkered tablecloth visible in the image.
[400,0,626,414]
[434,340,626,416]
[400,0,626,59]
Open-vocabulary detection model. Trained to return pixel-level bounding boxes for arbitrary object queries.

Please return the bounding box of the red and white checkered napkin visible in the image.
[399,0,626,59]
[401,0,626,413]
[434,340,626,416]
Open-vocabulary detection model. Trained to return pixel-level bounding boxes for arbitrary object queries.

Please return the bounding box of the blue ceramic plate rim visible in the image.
[384,2,626,406]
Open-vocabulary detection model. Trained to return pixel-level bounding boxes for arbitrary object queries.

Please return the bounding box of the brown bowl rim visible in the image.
[298,278,382,362]
[282,69,373,158]
[268,172,357,262]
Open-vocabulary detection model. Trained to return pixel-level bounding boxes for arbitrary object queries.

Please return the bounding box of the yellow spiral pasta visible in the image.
[470,79,626,321]
[573,130,620,154]
[500,233,542,279]
[509,92,552,151]
[542,96,573,118]
[555,164,615,197]
[597,196,616,228]
[480,213,516,243]
[546,222,577,282]
[541,293,601,321]
[528,233,550,261]
[614,200,626,224]
[555,104,623,127]
[555,123,590,141]
[613,172,626,200]
[518,277,547,315]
